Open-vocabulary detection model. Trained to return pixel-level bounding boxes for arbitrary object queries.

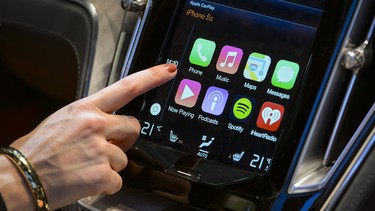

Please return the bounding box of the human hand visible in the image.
[4,64,177,210]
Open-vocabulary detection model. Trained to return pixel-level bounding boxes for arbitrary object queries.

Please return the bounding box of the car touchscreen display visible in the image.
[137,0,325,174]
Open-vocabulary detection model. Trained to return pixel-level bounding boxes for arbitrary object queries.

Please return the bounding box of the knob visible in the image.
[121,0,147,12]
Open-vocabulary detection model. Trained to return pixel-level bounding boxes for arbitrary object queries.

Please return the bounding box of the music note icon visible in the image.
[220,51,237,68]
[216,45,243,74]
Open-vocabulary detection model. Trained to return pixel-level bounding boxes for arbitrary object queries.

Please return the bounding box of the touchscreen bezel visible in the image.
[118,0,333,187]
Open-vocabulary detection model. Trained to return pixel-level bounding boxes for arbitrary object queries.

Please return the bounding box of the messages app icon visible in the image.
[271,60,300,90]
[189,38,216,67]
[243,52,271,82]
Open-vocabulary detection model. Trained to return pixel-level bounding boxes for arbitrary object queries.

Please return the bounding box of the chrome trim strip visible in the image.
[288,0,374,194]
[323,73,358,165]
[69,0,99,98]
[119,0,153,80]
[107,29,127,85]
[321,103,375,210]
[324,16,375,164]
[291,102,375,194]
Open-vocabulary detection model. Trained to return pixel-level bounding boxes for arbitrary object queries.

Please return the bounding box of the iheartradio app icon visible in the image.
[256,102,284,132]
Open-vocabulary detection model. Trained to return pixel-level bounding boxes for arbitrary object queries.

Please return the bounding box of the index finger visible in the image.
[90,64,177,113]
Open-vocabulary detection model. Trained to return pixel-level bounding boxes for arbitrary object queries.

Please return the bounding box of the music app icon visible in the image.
[216,45,243,74]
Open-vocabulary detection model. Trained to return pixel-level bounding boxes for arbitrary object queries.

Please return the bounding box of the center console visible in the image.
[78,0,375,210]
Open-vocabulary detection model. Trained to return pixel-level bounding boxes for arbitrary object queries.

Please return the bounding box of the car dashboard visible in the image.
[1,0,374,210]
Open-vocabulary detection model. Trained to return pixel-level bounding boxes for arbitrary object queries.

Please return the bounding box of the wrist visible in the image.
[0,146,49,210]
[0,155,34,211]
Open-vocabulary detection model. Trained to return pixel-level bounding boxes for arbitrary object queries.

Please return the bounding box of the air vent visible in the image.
[288,0,374,194]
[323,16,374,166]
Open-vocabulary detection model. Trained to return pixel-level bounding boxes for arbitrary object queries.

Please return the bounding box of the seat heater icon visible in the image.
[232,151,245,162]
[169,130,178,142]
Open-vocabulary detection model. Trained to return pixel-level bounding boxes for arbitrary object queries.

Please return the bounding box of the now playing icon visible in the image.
[175,79,201,108]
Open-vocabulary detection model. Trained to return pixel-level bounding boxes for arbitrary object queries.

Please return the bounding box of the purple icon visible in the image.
[201,86,229,115]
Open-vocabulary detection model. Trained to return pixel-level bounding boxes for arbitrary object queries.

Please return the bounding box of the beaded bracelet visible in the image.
[0,147,49,211]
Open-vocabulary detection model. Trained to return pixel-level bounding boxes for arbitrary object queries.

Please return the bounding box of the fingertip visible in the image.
[150,63,177,76]
[163,63,177,73]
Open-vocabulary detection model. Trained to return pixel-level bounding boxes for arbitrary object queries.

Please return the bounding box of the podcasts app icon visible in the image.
[230,95,255,123]
[202,86,228,116]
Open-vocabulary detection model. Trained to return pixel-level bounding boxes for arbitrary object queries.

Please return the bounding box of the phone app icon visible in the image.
[271,60,300,90]
[256,102,285,132]
[216,45,243,74]
[230,95,255,123]
[189,38,216,67]
[175,79,201,108]
[243,52,271,82]
[202,86,228,116]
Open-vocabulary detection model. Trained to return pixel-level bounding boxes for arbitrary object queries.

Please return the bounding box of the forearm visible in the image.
[0,156,34,211]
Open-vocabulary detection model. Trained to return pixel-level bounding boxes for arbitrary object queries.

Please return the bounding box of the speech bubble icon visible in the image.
[271,60,300,90]
[277,66,294,83]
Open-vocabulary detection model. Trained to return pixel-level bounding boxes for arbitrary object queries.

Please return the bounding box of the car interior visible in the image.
[0,0,374,210]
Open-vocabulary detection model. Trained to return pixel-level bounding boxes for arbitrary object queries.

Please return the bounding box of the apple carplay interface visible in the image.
[137,0,325,174]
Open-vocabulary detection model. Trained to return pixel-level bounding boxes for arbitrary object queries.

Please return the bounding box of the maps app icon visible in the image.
[243,52,271,82]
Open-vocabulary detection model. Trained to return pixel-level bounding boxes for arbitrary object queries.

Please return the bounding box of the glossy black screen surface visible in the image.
[137,0,325,174]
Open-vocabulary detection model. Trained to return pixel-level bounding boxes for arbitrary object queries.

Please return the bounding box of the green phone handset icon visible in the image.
[189,38,216,67]
[197,43,208,62]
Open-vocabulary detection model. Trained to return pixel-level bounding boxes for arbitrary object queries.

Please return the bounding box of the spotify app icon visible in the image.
[230,95,255,123]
